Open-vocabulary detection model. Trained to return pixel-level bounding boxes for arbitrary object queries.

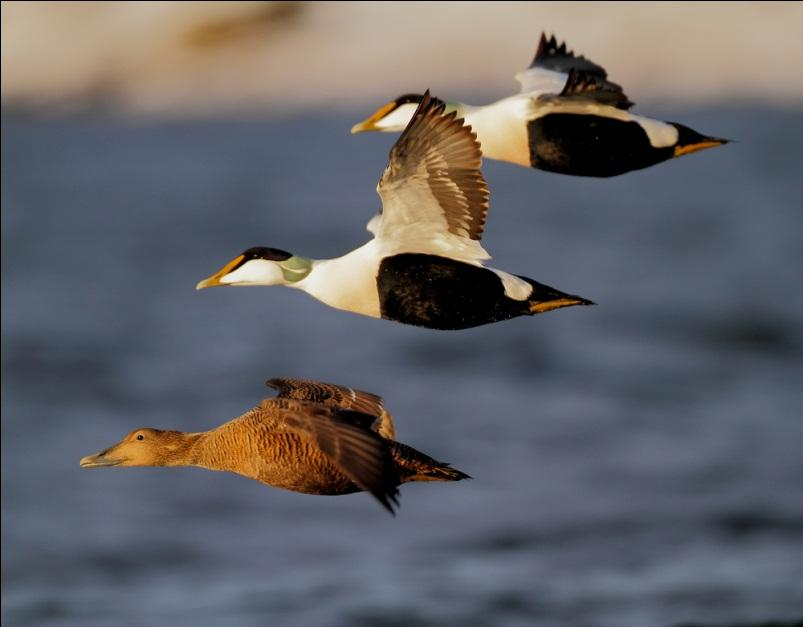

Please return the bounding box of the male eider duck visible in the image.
[351,33,729,177]
[197,92,592,330]
[80,377,469,514]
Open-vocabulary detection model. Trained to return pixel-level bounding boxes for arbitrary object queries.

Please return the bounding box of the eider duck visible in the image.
[351,33,729,177]
[196,92,592,330]
[80,377,469,514]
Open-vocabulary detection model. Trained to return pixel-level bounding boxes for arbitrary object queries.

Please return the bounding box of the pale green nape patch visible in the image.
[279,256,312,282]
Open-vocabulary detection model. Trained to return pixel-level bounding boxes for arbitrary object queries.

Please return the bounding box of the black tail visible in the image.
[523,277,595,315]
[670,122,730,157]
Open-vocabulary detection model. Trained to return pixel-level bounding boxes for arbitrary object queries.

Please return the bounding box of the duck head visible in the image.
[351,94,426,133]
[196,247,312,289]
[79,428,190,468]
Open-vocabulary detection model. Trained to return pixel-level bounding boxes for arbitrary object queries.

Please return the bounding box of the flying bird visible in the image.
[80,377,469,514]
[351,33,728,177]
[197,92,592,330]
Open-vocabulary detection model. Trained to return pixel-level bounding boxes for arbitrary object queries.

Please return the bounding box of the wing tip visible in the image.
[530,32,609,79]
[415,89,447,119]
[532,31,568,66]
[533,31,548,65]
[265,377,283,392]
[403,88,479,154]
[374,486,401,515]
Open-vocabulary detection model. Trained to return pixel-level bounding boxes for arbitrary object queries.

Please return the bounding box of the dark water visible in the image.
[2,107,803,627]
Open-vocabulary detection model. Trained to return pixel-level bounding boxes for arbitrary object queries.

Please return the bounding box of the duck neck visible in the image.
[278,255,313,283]
[460,98,531,167]
[290,241,381,318]
[158,432,205,467]
[190,424,263,480]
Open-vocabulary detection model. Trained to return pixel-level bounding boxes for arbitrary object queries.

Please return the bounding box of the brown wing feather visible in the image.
[377,90,489,242]
[279,405,400,514]
[265,378,395,439]
[266,378,383,416]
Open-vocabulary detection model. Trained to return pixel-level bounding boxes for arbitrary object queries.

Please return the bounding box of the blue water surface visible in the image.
[2,106,803,627]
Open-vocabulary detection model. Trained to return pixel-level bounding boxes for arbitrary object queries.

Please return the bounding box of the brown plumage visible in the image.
[79,378,469,514]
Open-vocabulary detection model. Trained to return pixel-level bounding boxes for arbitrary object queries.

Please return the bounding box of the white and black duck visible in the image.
[351,33,728,177]
[197,92,592,330]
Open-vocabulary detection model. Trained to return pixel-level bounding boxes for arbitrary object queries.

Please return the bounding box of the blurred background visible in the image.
[2,2,803,627]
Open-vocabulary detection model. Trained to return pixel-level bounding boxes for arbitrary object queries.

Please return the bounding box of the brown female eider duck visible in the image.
[79,378,469,514]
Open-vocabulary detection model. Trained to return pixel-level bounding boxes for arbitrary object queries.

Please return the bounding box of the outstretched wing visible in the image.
[265,377,394,438]
[515,32,618,98]
[279,404,400,514]
[371,90,490,264]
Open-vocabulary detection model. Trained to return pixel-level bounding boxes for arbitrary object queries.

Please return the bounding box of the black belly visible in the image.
[528,113,674,177]
[377,254,531,330]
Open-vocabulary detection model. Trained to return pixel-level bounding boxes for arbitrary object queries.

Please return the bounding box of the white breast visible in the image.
[463,98,532,167]
[292,241,382,318]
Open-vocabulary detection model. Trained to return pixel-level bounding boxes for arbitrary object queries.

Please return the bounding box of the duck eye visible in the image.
[136,434,144,441]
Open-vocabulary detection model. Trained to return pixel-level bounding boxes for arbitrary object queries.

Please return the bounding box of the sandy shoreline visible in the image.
[3,2,803,115]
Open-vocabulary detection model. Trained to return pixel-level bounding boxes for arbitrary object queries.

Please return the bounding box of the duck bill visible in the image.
[80,450,123,468]
[350,101,396,134]
[196,254,244,290]
[674,137,729,157]
[350,118,377,134]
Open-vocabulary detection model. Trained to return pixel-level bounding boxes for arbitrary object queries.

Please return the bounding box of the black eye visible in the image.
[136,434,144,441]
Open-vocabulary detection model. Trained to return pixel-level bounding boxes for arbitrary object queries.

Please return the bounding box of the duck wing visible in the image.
[370,90,490,264]
[515,32,630,107]
[527,33,608,77]
[266,378,385,418]
[279,403,400,514]
[555,68,634,110]
[265,378,394,438]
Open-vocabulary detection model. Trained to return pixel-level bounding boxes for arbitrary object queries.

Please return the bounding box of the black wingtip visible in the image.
[534,31,548,63]
[533,32,568,63]
[417,89,446,115]
[374,487,401,516]
[400,89,450,138]
[530,33,609,79]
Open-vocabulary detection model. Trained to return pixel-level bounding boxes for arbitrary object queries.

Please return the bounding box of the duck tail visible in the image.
[389,442,471,483]
[669,122,730,158]
[524,278,595,315]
